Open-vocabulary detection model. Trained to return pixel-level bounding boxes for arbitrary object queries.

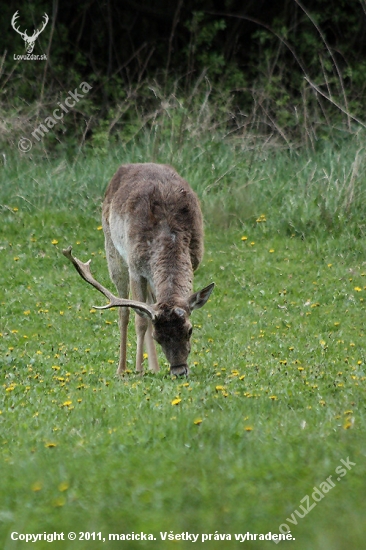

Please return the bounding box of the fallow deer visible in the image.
[63,163,214,376]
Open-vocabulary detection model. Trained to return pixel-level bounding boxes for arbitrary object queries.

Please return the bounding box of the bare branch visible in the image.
[304,77,366,129]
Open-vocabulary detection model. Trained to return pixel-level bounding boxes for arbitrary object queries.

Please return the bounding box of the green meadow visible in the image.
[1,134,366,549]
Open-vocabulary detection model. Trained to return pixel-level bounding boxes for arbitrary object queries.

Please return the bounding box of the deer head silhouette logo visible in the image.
[11,11,49,54]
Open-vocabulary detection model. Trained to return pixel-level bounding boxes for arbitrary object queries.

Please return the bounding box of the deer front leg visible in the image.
[135,315,148,372]
[117,308,129,374]
[130,275,149,373]
[144,321,160,373]
[103,231,130,375]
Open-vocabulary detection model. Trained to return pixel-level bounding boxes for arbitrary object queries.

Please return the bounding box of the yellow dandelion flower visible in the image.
[269,395,277,400]
[354,287,362,292]
[58,481,69,492]
[23,310,31,315]
[62,401,72,407]
[45,442,57,448]
[269,249,274,253]
[244,426,253,431]
[194,418,203,425]
[51,239,59,245]
[171,398,181,406]
[52,497,65,507]
[97,225,103,231]
[215,385,225,391]
[13,207,19,212]
[241,236,248,241]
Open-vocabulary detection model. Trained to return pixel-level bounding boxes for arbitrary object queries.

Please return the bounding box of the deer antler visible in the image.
[62,246,156,319]
[11,11,27,39]
[33,13,49,39]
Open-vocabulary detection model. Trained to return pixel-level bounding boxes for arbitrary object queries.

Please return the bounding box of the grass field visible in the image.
[1,135,366,549]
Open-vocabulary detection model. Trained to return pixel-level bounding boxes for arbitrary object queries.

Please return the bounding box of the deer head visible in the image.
[63,246,214,376]
[11,11,49,54]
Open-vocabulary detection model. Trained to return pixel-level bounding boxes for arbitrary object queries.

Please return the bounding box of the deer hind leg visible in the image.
[104,232,130,375]
[144,284,159,373]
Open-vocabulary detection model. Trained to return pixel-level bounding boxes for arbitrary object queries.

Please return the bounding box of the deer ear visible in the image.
[188,283,215,312]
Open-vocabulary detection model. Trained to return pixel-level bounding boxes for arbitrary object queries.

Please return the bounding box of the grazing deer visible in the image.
[63,163,214,376]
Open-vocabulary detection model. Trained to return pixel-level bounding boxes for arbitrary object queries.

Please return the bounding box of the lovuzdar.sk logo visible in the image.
[11,10,48,60]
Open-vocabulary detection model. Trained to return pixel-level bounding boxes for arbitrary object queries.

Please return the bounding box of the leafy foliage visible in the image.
[1,0,366,149]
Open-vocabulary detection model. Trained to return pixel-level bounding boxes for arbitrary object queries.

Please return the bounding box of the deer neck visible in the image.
[150,236,193,305]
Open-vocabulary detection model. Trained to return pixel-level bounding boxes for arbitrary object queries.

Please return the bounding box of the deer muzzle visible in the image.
[170,363,190,377]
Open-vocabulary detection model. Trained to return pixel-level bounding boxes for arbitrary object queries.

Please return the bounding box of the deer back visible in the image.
[102,163,204,296]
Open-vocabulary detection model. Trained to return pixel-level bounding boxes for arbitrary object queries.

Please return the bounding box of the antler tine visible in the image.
[62,246,116,306]
[11,11,26,38]
[62,246,156,319]
[35,13,49,36]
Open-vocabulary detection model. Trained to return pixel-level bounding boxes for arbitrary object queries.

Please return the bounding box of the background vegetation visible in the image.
[1,0,366,152]
[1,1,366,549]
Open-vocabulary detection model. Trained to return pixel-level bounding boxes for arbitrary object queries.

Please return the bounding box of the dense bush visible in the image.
[1,0,366,149]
